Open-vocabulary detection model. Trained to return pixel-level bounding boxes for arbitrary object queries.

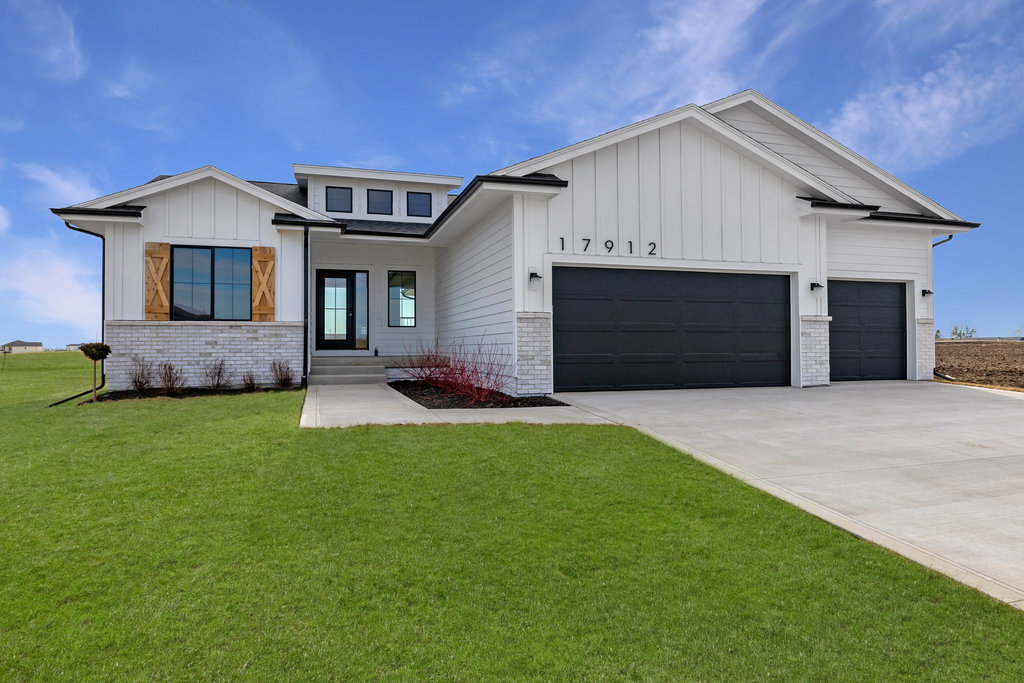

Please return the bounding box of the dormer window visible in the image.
[367,189,393,215]
[325,186,352,213]
[407,192,432,218]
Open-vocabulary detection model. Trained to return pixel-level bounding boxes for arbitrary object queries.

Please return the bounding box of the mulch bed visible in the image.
[390,380,565,409]
[935,341,1024,389]
[89,386,301,403]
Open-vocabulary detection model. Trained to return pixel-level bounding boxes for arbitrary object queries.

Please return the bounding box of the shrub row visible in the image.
[128,357,295,394]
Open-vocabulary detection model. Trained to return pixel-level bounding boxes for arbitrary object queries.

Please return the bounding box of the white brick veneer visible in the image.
[800,315,831,387]
[916,318,935,380]
[104,321,304,391]
[515,312,553,396]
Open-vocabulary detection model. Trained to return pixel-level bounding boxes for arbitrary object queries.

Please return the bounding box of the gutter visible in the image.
[932,234,954,248]
[49,221,106,407]
[303,225,309,387]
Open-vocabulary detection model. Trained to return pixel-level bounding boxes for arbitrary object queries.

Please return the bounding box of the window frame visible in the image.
[366,188,394,215]
[406,191,432,218]
[325,185,353,213]
[387,269,417,328]
[169,245,253,322]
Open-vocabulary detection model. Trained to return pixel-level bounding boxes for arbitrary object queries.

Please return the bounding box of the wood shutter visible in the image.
[144,242,171,320]
[252,246,275,321]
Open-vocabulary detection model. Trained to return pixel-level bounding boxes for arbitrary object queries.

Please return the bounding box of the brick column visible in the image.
[915,318,935,380]
[799,315,831,387]
[515,312,553,396]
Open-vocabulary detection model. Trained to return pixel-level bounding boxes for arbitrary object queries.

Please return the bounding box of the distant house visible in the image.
[52,89,978,393]
[66,343,88,351]
[1,340,44,354]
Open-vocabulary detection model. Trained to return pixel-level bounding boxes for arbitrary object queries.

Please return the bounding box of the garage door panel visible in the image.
[553,267,791,391]
[829,280,906,381]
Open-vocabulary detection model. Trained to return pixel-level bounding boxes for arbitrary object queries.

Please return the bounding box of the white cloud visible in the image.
[333,152,405,171]
[874,0,1011,35]
[0,241,101,341]
[0,205,10,236]
[8,0,85,82]
[17,162,100,206]
[106,59,153,99]
[825,40,1024,173]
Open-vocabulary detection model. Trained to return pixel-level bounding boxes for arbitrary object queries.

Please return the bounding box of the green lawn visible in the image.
[2,351,1022,680]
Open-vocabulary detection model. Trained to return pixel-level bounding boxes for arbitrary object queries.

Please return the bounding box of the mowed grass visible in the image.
[1,352,1023,680]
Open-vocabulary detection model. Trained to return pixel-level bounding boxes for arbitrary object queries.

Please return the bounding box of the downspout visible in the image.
[302,225,309,387]
[49,221,105,406]
[932,234,953,248]
[929,234,954,381]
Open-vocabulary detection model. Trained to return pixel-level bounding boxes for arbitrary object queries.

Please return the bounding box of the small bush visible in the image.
[241,370,258,392]
[129,357,153,393]
[270,360,294,388]
[158,362,185,395]
[404,337,515,406]
[202,359,233,392]
[79,342,111,362]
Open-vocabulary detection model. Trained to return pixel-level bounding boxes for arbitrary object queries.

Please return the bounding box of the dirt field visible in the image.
[935,341,1024,389]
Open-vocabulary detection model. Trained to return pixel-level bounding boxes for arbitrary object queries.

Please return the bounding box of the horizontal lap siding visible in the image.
[827,226,930,280]
[434,199,514,349]
[715,104,916,214]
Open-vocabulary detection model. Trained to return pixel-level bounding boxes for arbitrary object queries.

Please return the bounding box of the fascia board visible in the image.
[846,218,976,235]
[704,90,964,221]
[52,212,142,225]
[76,165,327,221]
[292,163,463,187]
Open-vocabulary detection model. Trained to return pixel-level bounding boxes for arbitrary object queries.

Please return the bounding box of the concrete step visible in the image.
[310,356,390,367]
[309,365,387,377]
[308,373,387,385]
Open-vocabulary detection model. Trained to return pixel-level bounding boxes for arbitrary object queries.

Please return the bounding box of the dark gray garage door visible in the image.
[552,267,791,391]
[828,280,906,381]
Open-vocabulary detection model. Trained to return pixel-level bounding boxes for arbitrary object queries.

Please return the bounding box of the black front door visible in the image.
[316,270,368,350]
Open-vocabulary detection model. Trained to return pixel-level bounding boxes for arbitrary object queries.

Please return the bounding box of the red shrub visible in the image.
[404,338,515,406]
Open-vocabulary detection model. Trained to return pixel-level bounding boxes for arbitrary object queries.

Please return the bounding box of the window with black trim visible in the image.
[407,191,431,217]
[367,189,393,215]
[326,186,352,213]
[388,270,416,327]
[171,246,251,321]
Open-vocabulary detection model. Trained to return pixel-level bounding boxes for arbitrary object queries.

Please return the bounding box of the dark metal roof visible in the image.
[797,196,881,211]
[248,180,307,206]
[50,205,146,217]
[146,174,173,184]
[272,213,346,229]
[423,173,568,239]
[3,340,43,347]
[796,196,979,229]
[865,211,980,229]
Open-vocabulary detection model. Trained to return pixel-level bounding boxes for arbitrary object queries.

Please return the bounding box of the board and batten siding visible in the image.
[103,177,304,321]
[535,120,803,267]
[713,104,916,214]
[826,225,933,318]
[434,198,515,351]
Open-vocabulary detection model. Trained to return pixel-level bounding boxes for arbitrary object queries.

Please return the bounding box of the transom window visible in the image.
[171,246,251,321]
[388,270,416,327]
[325,186,352,213]
[367,189,393,215]
[407,192,431,217]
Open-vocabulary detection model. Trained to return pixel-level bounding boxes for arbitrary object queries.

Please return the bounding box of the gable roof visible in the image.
[702,90,963,221]
[68,165,326,221]
[494,104,856,204]
[3,340,42,347]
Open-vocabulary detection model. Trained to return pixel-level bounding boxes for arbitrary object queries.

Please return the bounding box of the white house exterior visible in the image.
[53,90,977,394]
[2,340,44,354]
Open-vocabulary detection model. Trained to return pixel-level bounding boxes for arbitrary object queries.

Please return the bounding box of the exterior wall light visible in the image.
[529,267,542,281]
[922,289,933,296]
[810,282,825,291]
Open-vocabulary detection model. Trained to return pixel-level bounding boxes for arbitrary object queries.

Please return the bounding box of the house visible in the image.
[2,340,44,354]
[52,90,978,394]
[66,343,86,351]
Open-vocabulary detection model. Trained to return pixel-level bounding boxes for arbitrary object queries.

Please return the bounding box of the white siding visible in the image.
[307,176,447,224]
[435,198,515,352]
[715,104,917,213]
[102,177,303,321]
[535,119,803,266]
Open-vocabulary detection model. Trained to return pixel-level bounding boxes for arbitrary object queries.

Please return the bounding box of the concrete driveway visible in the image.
[558,381,1024,608]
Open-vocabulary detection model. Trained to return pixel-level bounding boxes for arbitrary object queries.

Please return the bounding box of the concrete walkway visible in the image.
[300,384,608,428]
[558,381,1024,608]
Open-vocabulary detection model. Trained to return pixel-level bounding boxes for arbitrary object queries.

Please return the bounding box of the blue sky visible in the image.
[1,0,1022,346]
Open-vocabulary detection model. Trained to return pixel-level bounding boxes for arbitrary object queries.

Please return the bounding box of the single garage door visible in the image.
[828,280,906,381]
[552,267,791,391]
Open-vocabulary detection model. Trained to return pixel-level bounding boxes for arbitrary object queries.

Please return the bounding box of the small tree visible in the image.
[79,343,111,403]
[950,322,977,340]
[935,329,942,339]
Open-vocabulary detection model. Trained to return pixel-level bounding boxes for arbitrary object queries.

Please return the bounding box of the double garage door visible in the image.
[551,267,907,391]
